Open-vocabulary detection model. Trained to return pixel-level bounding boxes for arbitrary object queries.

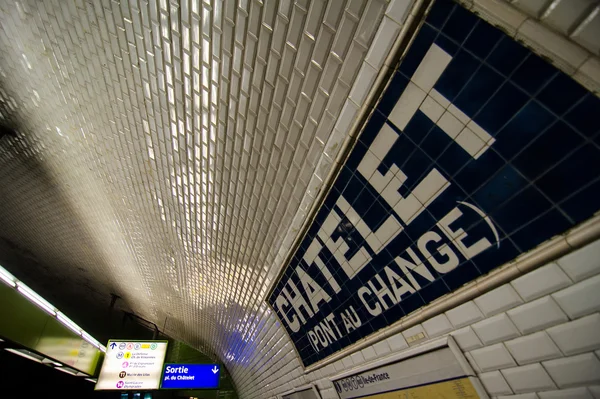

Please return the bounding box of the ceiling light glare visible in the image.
[57,312,82,335]
[16,283,56,316]
[0,266,16,287]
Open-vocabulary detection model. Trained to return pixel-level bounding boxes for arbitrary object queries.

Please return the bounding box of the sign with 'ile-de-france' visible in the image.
[268,0,600,367]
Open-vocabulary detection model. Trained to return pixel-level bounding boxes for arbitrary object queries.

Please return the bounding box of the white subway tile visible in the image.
[342,355,354,370]
[446,301,485,328]
[511,263,572,302]
[452,326,484,351]
[547,313,600,356]
[479,370,513,396]
[507,296,569,335]
[470,343,517,372]
[543,353,600,388]
[349,62,377,106]
[333,359,345,372]
[505,331,562,365]
[475,284,524,317]
[473,313,521,345]
[361,346,377,361]
[575,57,600,93]
[471,0,527,36]
[350,351,365,366]
[502,363,556,393]
[365,16,400,70]
[423,314,454,338]
[538,388,594,399]
[400,324,426,347]
[373,339,391,356]
[387,330,410,351]
[552,275,600,319]
[498,394,539,399]
[465,352,482,373]
[334,99,359,135]
[385,0,411,24]
[517,20,589,72]
[557,241,600,282]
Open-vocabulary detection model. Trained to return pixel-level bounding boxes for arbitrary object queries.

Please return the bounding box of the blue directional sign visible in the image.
[160,364,220,389]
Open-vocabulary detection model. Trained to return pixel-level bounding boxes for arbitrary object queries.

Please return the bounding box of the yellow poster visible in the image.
[358,378,480,399]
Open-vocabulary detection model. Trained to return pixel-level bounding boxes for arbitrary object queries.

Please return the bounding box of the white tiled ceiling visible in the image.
[0,0,405,397]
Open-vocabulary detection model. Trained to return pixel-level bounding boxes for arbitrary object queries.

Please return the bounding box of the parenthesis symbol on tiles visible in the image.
[457,201,500,248]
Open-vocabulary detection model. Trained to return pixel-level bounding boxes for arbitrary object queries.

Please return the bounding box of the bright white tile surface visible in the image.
[505,332,562,365]
[557,241,600,282]
[552,274,600,319]
[498,394,540,399]
[386,0,412,24]
[472,313,521,345]
[546,314,600,356]
[507,296,569,334]
[365,15,401,69]
[538,387,594,399]
[517,19,589,72]
[452,326,484,351]
[470,343,517,372]
[0,1,415,397]
[480,370,514,396]
[475,284,524,317]
[388,330,410,351]
[361,345,377,361]
[543,353,600,388]
[373,339,391,357]
[447,301,485,328]
[511,263,572,302]
[501,363,557,393]
[422,314,454,338]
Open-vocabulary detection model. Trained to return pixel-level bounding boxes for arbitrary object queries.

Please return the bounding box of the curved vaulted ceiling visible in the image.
[0,0,403,397]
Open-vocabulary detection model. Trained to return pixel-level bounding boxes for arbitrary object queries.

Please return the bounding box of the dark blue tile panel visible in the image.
[267,0,600,367]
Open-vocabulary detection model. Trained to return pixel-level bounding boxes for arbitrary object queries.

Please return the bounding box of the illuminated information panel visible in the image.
[160,363,220,389]
[95,340,168,390]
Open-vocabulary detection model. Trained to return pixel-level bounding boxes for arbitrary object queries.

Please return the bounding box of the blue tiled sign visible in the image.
[268,0,600,367]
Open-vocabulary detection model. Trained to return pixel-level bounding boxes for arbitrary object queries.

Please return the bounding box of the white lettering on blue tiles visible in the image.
[268,6,597,366]
[272,41,500,348]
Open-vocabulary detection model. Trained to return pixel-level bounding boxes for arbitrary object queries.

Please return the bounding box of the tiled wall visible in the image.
[276,239,600,399]
[269,0,600,370]
[265,0,600,397]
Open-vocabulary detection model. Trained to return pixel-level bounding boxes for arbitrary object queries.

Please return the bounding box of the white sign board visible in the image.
[95,340,168,390]
[330,337,488,399]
